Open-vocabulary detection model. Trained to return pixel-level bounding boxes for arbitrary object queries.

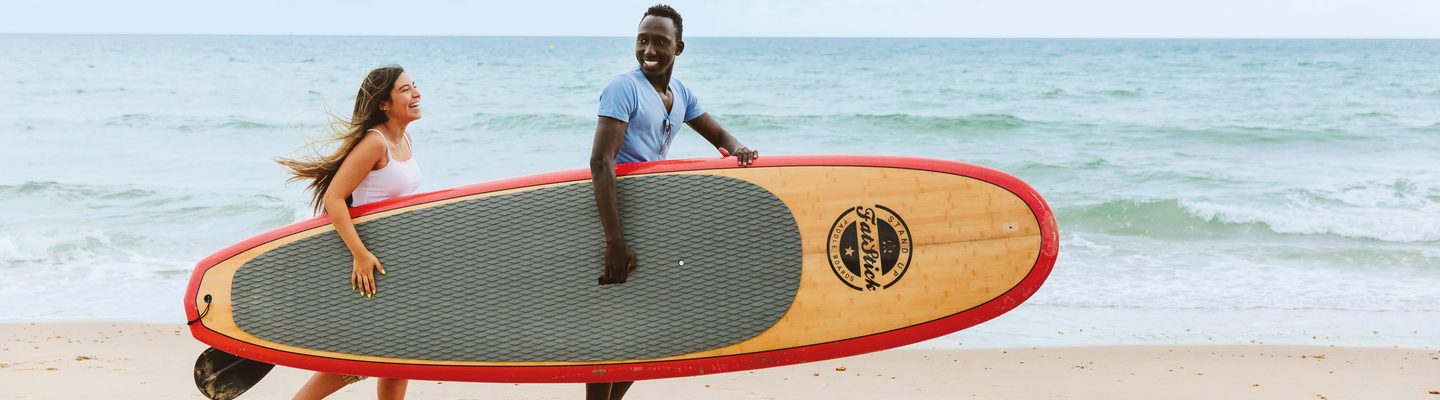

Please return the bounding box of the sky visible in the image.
[3,0,1438,38]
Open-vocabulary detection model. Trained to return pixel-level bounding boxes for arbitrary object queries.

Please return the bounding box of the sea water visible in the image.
[1,35,1437,348]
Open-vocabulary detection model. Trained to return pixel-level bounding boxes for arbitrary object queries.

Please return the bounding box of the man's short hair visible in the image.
[643,4,684,41]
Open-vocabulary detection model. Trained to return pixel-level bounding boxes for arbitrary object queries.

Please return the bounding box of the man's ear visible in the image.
[675,40,685,56]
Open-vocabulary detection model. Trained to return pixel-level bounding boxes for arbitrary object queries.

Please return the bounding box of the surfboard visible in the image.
[185,155,1058,383]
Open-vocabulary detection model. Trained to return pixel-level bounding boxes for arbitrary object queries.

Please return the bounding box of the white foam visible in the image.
[0,228,116,265]
[1033,232,1440,313]
[1327,178,1435,208]
[1180,192,1440,243]
[0,258,190,323]
[1061,233,1114,255]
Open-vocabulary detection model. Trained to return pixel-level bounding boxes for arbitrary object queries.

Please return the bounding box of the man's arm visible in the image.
[590,116,637,284]
[688,113,758,166]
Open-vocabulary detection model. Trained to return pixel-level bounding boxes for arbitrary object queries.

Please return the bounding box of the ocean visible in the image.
[1,35,1437,348]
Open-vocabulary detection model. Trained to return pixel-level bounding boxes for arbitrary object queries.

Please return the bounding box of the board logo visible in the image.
[826,204,913,291]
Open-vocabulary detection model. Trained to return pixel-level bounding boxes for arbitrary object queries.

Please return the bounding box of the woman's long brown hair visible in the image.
[276,65,405,213]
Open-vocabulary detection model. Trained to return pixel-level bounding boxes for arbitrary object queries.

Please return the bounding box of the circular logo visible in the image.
[826,204,913,291]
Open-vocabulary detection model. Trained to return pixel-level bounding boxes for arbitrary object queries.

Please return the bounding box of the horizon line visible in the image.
[4,32,1440,40]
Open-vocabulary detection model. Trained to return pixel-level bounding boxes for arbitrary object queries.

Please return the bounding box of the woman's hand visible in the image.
[351,250,386,297]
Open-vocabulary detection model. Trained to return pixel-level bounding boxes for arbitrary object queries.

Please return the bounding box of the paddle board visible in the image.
[185,155,1058,382]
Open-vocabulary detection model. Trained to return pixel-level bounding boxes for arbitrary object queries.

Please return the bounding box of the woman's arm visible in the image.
[322,134,387,297]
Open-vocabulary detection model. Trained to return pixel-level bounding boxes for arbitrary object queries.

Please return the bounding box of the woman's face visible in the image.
[381,73,422,123]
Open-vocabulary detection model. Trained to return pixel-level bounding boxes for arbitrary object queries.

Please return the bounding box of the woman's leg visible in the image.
[292,372,349,400]
[377,378,409,400]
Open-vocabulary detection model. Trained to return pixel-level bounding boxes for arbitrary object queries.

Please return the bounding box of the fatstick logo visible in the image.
[826,204,913,291]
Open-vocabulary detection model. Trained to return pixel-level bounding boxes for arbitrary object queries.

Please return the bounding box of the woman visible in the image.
[276,65,422,400]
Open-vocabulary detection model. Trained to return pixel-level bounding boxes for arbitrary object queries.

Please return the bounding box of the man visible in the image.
[586,4,759,400]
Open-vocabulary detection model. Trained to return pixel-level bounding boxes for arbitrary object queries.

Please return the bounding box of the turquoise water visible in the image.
[1,35,1437,347]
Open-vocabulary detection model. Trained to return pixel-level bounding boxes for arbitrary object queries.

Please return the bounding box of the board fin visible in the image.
[193,347,275,400]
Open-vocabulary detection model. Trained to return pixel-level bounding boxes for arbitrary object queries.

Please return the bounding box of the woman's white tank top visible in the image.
[351,129,421,207]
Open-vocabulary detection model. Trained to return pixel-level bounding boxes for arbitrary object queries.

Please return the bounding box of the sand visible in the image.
[2,322,1437,399]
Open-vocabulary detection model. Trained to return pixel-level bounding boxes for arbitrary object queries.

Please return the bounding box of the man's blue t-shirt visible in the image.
[597,67,706,164]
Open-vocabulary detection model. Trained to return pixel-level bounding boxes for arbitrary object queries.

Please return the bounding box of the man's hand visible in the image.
[599,241,637,285]
[718,146,760,167]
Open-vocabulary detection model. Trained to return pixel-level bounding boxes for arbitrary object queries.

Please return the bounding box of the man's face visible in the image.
[635,15,683,77]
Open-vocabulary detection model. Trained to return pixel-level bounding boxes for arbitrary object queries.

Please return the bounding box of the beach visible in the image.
[4,322,1437,399]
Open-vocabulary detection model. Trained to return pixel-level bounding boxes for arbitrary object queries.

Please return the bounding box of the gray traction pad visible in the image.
[230,174,802,362]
